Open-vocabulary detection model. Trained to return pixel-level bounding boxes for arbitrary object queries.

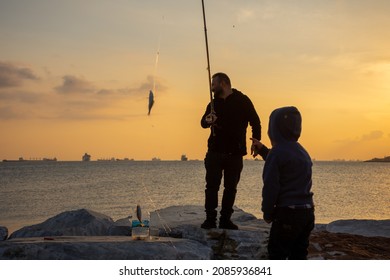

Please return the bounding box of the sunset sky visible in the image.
[1,0,390,161]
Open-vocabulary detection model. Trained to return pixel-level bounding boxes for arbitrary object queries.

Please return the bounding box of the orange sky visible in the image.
[1,0,390,161]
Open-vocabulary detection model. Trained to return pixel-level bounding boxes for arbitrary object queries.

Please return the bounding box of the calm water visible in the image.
[0,160,389,233]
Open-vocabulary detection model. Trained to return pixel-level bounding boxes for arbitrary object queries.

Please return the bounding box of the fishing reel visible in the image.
[205,112,217,125]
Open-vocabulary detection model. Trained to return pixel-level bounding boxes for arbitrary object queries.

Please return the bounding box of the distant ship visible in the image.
[181,154,188,161]
[97,158,116,161]
[116,158,134,161]
[2,157,27,162]
[152,157,161,161]
[3,157,57,162]
[365,156,390,162]
[82,153,91,161]
[42,158,57,161]
[97,157,134,161]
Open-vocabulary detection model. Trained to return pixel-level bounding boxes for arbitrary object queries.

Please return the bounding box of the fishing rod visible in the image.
[201,0,216,135]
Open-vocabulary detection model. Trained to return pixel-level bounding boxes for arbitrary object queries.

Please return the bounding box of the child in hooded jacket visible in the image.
[251,106,314,260]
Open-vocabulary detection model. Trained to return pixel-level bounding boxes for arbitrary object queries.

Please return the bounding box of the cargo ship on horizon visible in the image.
[2,157,57,162]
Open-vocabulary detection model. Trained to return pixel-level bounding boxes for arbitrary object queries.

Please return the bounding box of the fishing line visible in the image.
[147,16,164,116]
[139,173,179,254]
[141,179,173,234]
[152,16,164,96]
[152,33,161,94]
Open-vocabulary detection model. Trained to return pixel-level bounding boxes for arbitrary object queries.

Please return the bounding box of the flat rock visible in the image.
[0,236,211,260]
[151,205,272,236]
[326,219,390,238]
[151,205,271,260]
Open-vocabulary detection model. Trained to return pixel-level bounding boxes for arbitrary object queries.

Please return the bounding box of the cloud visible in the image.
[96,89,114,95]
[361,130,383,141]
[55,74,167,97]
[335,130,384,145]
[54,75,95,94]
[0,106,25,120]
[0,61,39,88]
[1,72,169,120]
[116,75,168,96]
[0,90,43,104]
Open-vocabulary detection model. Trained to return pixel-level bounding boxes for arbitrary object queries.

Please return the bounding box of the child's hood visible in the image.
[268,106,302,144]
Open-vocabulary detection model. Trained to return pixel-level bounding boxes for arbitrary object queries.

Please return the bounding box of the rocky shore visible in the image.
[0,206,389,260]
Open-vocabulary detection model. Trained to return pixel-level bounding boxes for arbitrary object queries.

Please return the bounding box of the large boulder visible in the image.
[0,226,8,241]
[9,209,116,238]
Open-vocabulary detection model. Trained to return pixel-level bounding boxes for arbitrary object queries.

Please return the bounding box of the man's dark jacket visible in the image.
[201,89,261,156]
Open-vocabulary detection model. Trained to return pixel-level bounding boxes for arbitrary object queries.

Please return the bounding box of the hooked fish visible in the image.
[148,90,154,115]
[136,204,143,226]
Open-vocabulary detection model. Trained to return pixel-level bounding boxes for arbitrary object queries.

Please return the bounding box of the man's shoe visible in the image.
[219,219,238,230]
[201,219,217,229]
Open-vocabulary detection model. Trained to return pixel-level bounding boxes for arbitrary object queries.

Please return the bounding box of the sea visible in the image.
[0,160,389,234]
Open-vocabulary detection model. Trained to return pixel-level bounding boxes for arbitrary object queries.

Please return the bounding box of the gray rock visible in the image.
[0,236,211,260]
[149,205,259,231]
[114,216,132,226]
[150,205,270,260]
[0,226,8,241]
[326,219,390,238]
[108,225,131,236]
[1,205,269,260]
[108,216,132,236]
[9,209,115,239]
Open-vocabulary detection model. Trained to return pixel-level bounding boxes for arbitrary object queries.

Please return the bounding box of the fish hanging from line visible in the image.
[136,204,142,222]
[148,90,154,115]
[136,204,144,227]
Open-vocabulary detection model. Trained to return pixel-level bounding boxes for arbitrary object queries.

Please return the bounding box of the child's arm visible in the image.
[250,138,270,160]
